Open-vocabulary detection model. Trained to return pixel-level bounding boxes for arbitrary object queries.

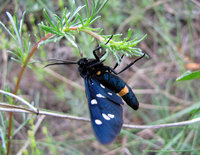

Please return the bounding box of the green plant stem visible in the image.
[66,26,104,41]
[81,29,104,41]
[6,33,53,155]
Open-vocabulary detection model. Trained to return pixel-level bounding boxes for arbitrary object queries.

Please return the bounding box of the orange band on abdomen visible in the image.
[96,71,101,75]
[118,85,129,96]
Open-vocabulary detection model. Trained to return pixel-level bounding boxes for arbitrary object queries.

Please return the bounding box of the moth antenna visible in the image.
[44,61,77,68]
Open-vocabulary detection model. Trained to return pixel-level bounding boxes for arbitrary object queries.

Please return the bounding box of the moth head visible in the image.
[77,58,89,66]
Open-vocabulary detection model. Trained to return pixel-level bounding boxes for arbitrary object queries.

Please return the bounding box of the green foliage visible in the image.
[28,119,41,155]
[176,70,200,81]
[103,30,147,63]
[0,0,146,66]
[39,0,146,61]
[0,12,33,65]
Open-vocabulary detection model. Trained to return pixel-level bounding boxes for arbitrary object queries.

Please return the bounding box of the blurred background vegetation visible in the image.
[0,0,200,154]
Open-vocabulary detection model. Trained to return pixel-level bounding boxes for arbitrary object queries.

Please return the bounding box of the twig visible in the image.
[0,102,200,130]
[0,90,37,112]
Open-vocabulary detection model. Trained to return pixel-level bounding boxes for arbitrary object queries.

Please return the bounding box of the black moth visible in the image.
[46,36,146,144]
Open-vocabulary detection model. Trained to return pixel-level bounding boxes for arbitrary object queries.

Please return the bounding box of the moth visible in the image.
[45,36,146,144]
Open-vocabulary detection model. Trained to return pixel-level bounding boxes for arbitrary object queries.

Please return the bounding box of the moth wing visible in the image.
[84,78,123,144]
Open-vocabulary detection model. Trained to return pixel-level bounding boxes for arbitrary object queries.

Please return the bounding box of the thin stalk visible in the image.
[6,33,53,155]
[1,103,200,129]
[67,26,104,41]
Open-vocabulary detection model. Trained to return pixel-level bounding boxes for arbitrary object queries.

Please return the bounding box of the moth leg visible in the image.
[107,53,146,75]
[115,53,146,75]
[93,35,113,61]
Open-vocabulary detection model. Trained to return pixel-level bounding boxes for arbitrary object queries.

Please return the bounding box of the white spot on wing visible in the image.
[102,113,110,120]
[91,99,97,104]
[108,114,115,118]
[96,93,105,98]
[95,119,102,125]
[108,92,112,95]
[100,84,105,89]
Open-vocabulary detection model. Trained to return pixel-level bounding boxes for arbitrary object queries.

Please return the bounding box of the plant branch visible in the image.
[0,102,200,129]
[81,29,104,41]
[0,89,199,130]
[66,26,104,41]
[0,90,37,112]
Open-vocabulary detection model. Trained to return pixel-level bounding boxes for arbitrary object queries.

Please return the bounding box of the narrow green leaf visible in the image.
[0,21,16,41]
[14,13,20,36]
[112,34,123,40]
[53,14,63,31]
[62,9,71,26]
[129,34,147,47]
[95,0,109,17]
[176,70,200,81]
[85,0,90,19]
[158,131,183,155]
[92,0,96,13]
[10,57,23,65]
[70,15,80,26]
[112,50,121,64]
[123,28,132,42]
[6,12,21,45]
[120,50,130,56]
[77,14,84,26]
[53,14,62,22]
[64,34,77,48]
[6,50,20,59]
[96,0,101,9]
[43,9,56,29]
[13,115,32,136]
[23,34,31,55]
[64,12,70,27]
[68,5,85,24]
[19,11,26,36]
[39,25,63,36]
[56,22,62,31]
[85,0,95,25]
[128,47,144,56]
[15,47,25,60]
[88,15,101,25]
